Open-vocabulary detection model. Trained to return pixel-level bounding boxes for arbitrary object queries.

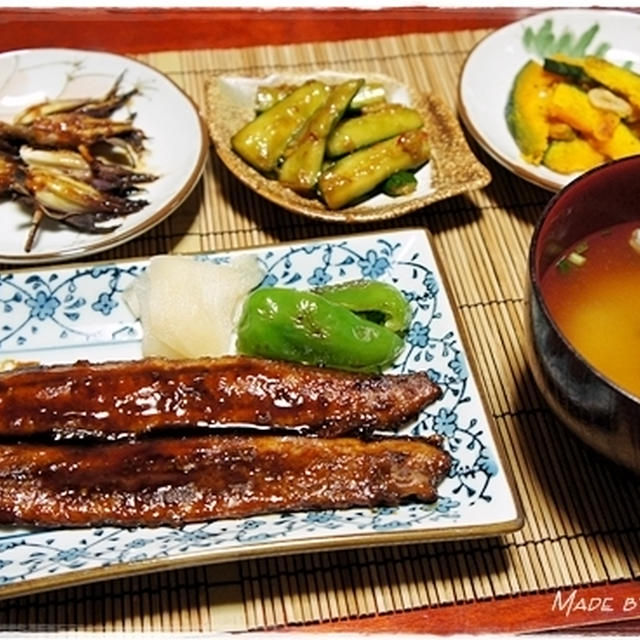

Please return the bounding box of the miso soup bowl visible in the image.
[526,155,640,474]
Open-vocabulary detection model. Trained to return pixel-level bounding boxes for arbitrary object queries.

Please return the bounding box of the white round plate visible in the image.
[458,9,640,192]
[0,48,208,265]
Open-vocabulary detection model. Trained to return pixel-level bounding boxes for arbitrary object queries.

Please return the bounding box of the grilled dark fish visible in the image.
[0,355,442,439]
[0,433,451,527]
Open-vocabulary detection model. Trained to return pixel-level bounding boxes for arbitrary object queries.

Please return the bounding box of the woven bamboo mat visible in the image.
[1,28,639,634]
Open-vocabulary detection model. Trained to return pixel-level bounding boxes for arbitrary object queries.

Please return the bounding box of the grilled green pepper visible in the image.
[235,286,405,372]
[315,279,411,333]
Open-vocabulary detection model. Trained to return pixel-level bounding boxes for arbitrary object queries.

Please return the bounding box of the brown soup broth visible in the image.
[540,220,640,398]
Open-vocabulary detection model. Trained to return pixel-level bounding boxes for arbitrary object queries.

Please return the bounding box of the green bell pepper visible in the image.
[314,279,411,333]
[235,286,406,373]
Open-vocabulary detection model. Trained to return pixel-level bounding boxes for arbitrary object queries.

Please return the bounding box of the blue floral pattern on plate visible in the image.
[0,228,521,595]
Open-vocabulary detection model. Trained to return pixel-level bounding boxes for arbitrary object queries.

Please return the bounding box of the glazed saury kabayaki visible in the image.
[0,433,451,527]
[0,355,442,439]
[0,355,450,528]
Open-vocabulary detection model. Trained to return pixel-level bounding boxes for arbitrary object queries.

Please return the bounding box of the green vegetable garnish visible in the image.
[314,279,411,333]
[557,241,589,273]
[382,170,418,197]
[236,285,406,373]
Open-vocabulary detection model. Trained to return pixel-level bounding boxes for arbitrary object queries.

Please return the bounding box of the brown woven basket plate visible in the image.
[206,70,491,223]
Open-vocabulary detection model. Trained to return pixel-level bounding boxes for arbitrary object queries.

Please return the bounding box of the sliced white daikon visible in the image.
[124,254,263,358]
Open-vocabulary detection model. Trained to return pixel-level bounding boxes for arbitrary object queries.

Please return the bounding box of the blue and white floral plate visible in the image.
[0,228,522,598]
[458,8,640,192]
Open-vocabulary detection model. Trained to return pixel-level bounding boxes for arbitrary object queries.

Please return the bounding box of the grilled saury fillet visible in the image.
[0,433,451,527]
[0,356,442,439]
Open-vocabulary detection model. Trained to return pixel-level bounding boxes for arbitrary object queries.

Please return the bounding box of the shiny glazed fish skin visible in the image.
[0,356,442,439]
[0,114,144,151]
[0,433,451,527]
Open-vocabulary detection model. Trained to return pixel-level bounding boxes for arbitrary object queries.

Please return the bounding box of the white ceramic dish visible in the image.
[458,8,640,192]
[207,71,490,222]
[0,228,521,598]
[0,48,208,265]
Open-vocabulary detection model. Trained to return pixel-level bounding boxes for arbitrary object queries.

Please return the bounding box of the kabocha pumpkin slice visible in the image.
[628,121,640,139]
[548,82,619,142]
[231,80,331,173]
[548,121,576,141]
[590,121,640,159]
[582,57,640,112]
[505,60,558,165]
[543,56,592,86]
[278,79,364,195]
[542,138,605,174]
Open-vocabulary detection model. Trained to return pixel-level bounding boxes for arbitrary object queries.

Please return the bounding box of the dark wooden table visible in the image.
[0,7,541,55]
[0,6,638,635]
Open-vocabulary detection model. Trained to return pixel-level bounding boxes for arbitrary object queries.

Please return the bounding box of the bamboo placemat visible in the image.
[1,28,639,634]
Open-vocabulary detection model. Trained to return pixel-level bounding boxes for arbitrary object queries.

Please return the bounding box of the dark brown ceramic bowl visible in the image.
[526,155,640,474]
